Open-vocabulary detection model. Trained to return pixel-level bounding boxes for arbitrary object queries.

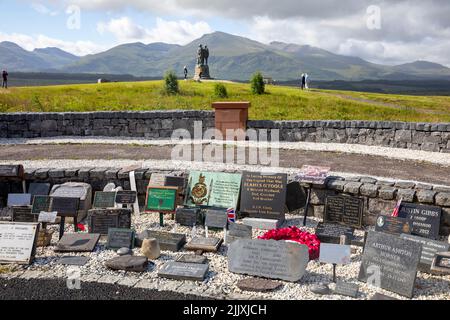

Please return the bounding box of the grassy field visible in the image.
[1,80,450,122]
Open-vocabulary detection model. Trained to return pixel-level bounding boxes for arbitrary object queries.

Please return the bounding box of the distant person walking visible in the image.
[301,73,306,90]
[183,66,188,80]
[2,70,8,89]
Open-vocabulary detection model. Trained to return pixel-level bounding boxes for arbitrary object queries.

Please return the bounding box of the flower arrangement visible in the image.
[258,226,320,260]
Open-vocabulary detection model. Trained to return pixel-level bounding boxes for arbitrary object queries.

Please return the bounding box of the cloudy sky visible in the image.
[1,0,449,66]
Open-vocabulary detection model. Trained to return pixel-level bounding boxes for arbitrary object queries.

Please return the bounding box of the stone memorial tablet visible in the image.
[358,231,421,298]
[107,228,135,250]
[315,223,354,244]
[7,194,32,207]
[324,195,364,228]
[334,281,359,298]
[400,233,450,272]
[205,209,228,229]
[398,203,441,240]
[55,233,101,252]
[135,230,186,251]
[0,165,24,178]
[240,172,287,221]
[51,197,80,217]
[242,217,284,230]
[228,239,309,282]
[375,215,412,235]
[185,237,223,252]
[38,211,57,223]
[87,208,132,235]
[115,191,137,204]
[0,222,39,264]
[185,171,242,209]
[286,181,307,212]
[28,183,50,197]
[431,252,450,275]
[319,243,351,265]
[93,191,117,208]
[158,261,209,281]
[56,256,90,266]
[31,195,51,214]
[176,254,208,264]
[175,207,201,226]
[12,206,37,223]
[145,186,177,213]
[228,222,252,238]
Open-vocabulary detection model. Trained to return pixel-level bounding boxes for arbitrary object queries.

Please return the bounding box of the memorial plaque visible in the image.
[28,183,50,197]
[375,215,412,235]
[149,173,166,186]
[12,206,37,223]
[294,165,330,184]
[175,207,201,226]
[158,261,209,281]
[370,293,399,300]
[358,231,422,298]
[228,239,309,282]
[286,181,307,212]
[50,197,79,217]
[334,281,359,298]
[398,203,441,240]
[7,194,32,207]
[185,171,242,209]
[228,222,252,238]
[242,217,284,230]
[55,233,101,252]
[107,228,135,250]
[93,191,117,208]
[50,182,92,221]
[145,186,177,213]
[324,195,364,228]
[400,233,450,272]
[315,223,354,244]
[87,208,132,235]
[431,252,450,275]
[240,172,287,221]
[115,191,137,204]
[205,209,228,229]
[164,176,186,189]
[185,237,223,252]
[0,165,24,178]
[38,211,57,223]
[56,256,90,266]
[176,254,208,264]
[136,230,186,251]
[31,195,51,214]
[0,222,39,264]
[319,243,351,265]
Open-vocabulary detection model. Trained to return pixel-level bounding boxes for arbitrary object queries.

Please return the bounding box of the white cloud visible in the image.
[0,32,107,56]
[31,2,59,16]
[97,17,213,44]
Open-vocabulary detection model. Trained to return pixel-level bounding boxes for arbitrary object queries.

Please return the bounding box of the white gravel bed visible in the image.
[1,136,449,166]
[6,212,450,301]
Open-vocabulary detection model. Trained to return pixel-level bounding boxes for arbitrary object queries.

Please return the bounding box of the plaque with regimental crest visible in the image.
[0,222,39,264]
[324,195,364,228]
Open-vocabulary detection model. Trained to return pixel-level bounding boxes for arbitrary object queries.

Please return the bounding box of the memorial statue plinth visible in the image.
[194,64,212,80]
[212,102,250,140]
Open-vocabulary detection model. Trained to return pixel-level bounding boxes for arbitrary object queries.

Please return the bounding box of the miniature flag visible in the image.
[392,198,403,217]
[227,208,236,223]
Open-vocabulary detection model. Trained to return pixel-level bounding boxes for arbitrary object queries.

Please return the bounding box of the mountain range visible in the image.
[1,31,450,81]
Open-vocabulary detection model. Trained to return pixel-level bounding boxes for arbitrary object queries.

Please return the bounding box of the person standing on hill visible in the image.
[2,70,8,89]
[183,66,188,80]
[301,73,306,90]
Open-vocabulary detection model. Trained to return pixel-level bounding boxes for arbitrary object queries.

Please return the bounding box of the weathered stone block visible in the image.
[394,181,416,189]
[310,189,336,205]
[360,184,379,198]
[48,168,65,178]
[379,187,397,200]
[343,182,362,195]
[396,189,415,202]
[435,193,450,206]
[416,190,436,204]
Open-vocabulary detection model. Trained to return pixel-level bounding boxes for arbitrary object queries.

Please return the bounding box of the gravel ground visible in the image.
[2,212,449,301]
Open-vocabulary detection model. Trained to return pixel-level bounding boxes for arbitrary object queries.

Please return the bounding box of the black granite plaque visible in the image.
[175,207,201,226]
[115,191,137,204]
[375,215,412,235]
[107,228,135,250]
[50,197,79,217]
[240,172,287,221]
[400,233,450,272]
[205,209,228,229]
[285,181,307,212]
[136,230,186,251]
[176,254,208,264]
[87,208,132,235]
[324,195,364,228]
[12,206,37,223]
[228,222,252,238]
[31,195,51,214]
[358,231,422,298]
[398,203,441,240]
[93,191,116,208]
[164,176,186,188]
[55,233,101,252]
[28,183,50,197]
[315,222,354,244]
[158,261,209,281]
[334,281,359,298]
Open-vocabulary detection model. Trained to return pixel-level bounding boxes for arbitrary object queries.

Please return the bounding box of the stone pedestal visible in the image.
[212,102,250,140]
[194,65,211,80]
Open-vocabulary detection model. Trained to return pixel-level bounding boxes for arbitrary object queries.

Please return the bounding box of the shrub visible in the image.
[250,72,265,95]
[164,70,179,95]
[214,83,228,98]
